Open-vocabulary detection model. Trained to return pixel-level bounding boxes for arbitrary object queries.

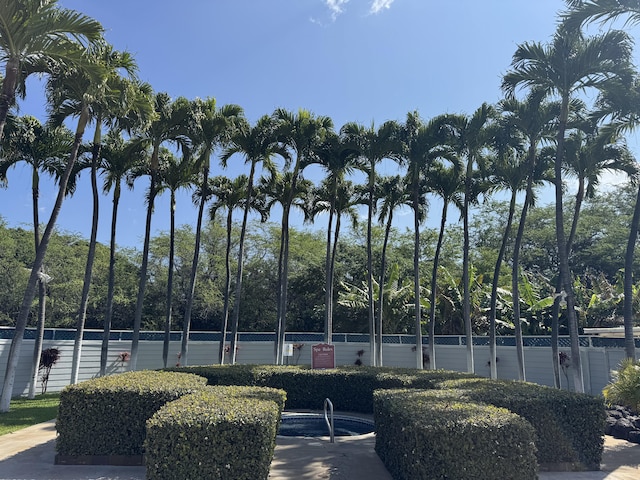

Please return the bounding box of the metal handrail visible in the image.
[324,397,335,443]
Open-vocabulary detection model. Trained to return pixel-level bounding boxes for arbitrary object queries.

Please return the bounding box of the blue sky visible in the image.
[1,0,637,249]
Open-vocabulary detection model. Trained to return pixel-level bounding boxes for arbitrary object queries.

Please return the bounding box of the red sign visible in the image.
[311,343,335,369]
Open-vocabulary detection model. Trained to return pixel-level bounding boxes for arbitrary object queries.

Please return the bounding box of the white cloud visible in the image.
[325,0,350,21]
[369,0,395,14]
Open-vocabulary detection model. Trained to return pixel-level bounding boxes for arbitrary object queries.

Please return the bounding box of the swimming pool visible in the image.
[278,413,375,437]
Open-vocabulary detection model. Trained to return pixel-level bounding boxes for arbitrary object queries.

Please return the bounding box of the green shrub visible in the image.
[56,370,207,456]
[437,378,605,470]
[145,386,283,480]
[168,364,477,413]
[167,364,258,386]
[374,389,538,480]
[603,358,640,413]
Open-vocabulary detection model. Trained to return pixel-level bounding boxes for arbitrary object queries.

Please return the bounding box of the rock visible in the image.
[627,431,640,444]
[611,418,635,440]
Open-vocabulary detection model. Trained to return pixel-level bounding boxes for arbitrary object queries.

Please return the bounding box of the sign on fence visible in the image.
[311,343,335,369]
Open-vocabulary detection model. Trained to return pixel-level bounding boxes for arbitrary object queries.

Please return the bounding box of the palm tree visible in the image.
[156,150,198,368]
[312,131,358,345]
[210,175,267,364]
[400,112,454,369]
[341,120,401,366]
[271,108,332,364]
[180,100,243,367]
[0,0,104,140]
[497,91,559,383]
[128,93,195,371]
[445,104,495,374]
[485,148,530,380]
[502,24,634,393]
[426,162,463,370]
[564,0,640,30]
[376,175,408,365]
[0,47,106,412]
[220,115,281,364]
[47,44,144,385]
[0,115,72,397]
[258,170,315,364]
[98,130,148,376]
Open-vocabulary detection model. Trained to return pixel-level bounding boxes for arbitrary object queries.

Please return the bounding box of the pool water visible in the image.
[278,414,375,437]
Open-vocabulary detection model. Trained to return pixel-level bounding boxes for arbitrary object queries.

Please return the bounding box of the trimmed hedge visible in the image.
[56,370,207,456]
[436,378,605,470]
[145,386,285,480]
[374,389,538,480]
[169,364,477,413]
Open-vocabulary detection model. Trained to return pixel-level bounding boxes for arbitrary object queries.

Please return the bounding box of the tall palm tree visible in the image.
[271,108,332,364]
[180,100,243,366]
[484,148,530,380]
[498,91,559,383]
[426,162,463,370]
[128,93,195,371]
[211,175,268,364]
[156,150,198,368]
[376,174,409,366]
[0,47,106,412]
[502,24,634,393]
[445,103,495,374]
[342,120,401,365]
[400,112,454,369]
[47,44,145,385]
[0,115,72,396]
[98,130,148,376]
[258,170,315,364]
[0,0,104,140]
[220,115,281,364]
[312,131,358,345]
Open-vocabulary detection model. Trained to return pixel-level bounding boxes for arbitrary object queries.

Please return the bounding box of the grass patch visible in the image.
[0,393,60,436]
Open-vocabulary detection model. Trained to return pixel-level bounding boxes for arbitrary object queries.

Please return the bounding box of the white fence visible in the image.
[0,328,635,398]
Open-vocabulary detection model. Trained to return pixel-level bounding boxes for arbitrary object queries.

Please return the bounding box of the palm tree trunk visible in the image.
[330,214,341,349]
[229,169,256,364]
[229,177,254,365]
[512,155,536,384]
[71,128,101,385]
[278,216,291,365]
[367,174,377,366]
[100,182,121,376]
[0,107,88,412]
[488,191,517,379]
[0,57,18,142]
[28,282,46,399]
[28,167,45,398]
[428,202,449,371]
[162,192,176,368]
[324,196,335,344]
[220,210,233,364]
[623,181,640,360]
[412,190,423,369]
[273,210,287,364]
[555,99,584,393]
[130,144,160,371]
[181,171,208,368]
[377,211,393,367]
[463,176,475,373]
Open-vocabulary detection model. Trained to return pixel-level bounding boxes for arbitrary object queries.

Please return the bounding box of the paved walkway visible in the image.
[0,420,638,479]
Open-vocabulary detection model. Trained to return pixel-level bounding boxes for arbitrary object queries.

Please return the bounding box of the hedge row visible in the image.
[56,371,207,456]
[145,385,286,480]
[436,378,606,470]
[374,389,538,480]
[167,364,476,412]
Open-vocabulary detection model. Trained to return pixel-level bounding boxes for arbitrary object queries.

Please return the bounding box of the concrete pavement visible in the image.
[1,420,638,479]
